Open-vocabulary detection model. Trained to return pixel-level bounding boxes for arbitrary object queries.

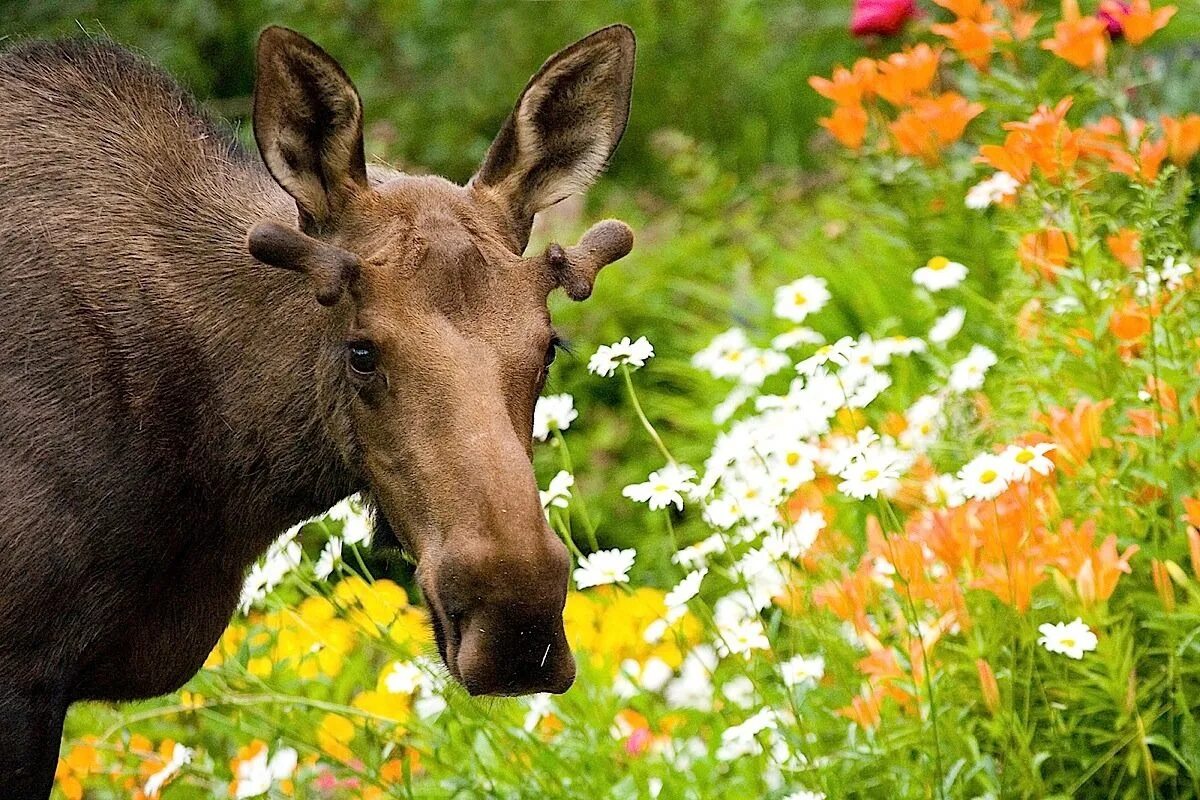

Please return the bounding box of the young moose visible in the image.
[0,24,634,797]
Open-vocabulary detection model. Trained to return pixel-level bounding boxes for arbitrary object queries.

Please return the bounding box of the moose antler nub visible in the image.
[544,219,634,300]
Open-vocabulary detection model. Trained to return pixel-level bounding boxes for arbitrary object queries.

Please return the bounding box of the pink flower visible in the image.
[1098,0,1130,36]
[851,0,917,37]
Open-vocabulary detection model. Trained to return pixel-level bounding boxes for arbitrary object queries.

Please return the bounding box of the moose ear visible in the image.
[471,25,635,244]
[248,221,360,306]
[253,26,368,234]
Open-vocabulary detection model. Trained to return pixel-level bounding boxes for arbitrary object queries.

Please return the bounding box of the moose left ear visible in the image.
[248,220,361,306]
[471,25,635,247]
[253,26,368,235]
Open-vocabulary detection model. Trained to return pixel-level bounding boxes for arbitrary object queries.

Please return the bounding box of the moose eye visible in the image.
[347,341,378,376]
[544,342,558,369]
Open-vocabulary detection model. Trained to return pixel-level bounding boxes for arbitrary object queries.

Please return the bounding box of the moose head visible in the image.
[245,25,635,696]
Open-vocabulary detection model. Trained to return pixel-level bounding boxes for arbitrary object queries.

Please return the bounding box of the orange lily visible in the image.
[874,44,943,105]
[889,92,984,162]
[820,103,870,149]
[1035,398,1112,475]
[1041,0,1109,69]
[932,15,1011,70]
[1017,227,1072,281]
[1162,114,1200,165]
[1106,228,1142,268]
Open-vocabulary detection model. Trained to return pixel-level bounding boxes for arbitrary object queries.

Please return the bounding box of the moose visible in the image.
[0,23,634,797]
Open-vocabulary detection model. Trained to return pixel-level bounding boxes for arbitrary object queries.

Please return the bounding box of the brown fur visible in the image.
[0,25,634,797]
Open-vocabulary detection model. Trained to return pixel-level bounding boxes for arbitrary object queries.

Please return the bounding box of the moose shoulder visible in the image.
[0,25,634,798]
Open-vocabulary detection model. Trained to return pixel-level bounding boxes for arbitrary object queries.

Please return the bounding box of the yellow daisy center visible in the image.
[1015,450,1035,464]
[786,452,801,466]
[863,469,880,480]
[927,256,951,271]
[979,469,998,484]
[794,292,808,305]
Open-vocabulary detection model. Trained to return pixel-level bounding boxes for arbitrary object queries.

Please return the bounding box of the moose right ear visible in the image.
[253,26,368,234]
[471,25,635,249]
[248,221,360,306]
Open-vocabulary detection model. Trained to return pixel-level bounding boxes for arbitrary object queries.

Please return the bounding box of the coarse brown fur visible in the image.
[0,25,634,797]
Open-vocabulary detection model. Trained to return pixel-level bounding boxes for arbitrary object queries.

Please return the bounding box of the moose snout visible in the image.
[455,605,576,696]
[431,531,575,696]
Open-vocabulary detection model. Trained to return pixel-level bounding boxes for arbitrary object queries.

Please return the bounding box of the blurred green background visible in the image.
[3,0,1198,576]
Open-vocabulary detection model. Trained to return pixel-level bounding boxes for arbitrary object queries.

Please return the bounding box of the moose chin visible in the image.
[0,23,634,798]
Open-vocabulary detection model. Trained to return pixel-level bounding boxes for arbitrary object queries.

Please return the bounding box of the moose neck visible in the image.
[185,173,362,563]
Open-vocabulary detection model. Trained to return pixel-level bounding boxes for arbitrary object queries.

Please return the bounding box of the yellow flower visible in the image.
[317,714,357,763]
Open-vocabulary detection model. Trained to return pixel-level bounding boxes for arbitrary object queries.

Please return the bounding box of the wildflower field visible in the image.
[40,0,1200,798]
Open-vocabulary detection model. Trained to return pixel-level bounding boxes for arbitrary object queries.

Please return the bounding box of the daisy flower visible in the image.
[948,345,998,393]
[773,276,831,323]
[313,536,343,580]
[588,336,654,377]
[231,744,298,800]
[144,742,193,797]
[796,336,855,376]
[623,463,698,511]
[780,654,825,688]
[929,306,965,344]
[383,661,424,695]
[784,792,827,800]
[693,328,752,379]
[664,568,708,621]
[965,171,1019,210]
[532,393,577,440]
[771,327,825,351]
[574,548,636,589]
[958,452,1011,500]
[539,470,574,512]
[1037,618,1098,659]
[1003,442,1056,482]
[716,614,771,659]
[837,452,902,500]
[913,256,969,291]
[924,474,966,508]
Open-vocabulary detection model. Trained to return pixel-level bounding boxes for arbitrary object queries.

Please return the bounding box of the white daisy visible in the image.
[948,345,998,393]
[1037,618,1098,659]
[383,660,424,695]
[1002,443,1056,482]
[623,463,698,511]
[774,276,831,323]
[965,171,1019,210]
[771,327,825,351]
[796,336,855,376]
[924,474,966,508]
[715,614,771,659]
[532,393,577,440]
[716,707,777,760]
[574,548,636,589]
[539,470,574,512]
[929,306,966,344]
[913,256,968,291]
[143,742,193,797]
[664,568,708,621]
[783,792,827,800]
[232,745,298,800]
[588,336,655,377]
[313,536,343,580]
[837,452,902,500]
[958,452,1011,500]
[780,654,825,688]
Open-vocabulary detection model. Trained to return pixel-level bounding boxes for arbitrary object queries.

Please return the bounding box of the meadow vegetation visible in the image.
[14,0,1200,797]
